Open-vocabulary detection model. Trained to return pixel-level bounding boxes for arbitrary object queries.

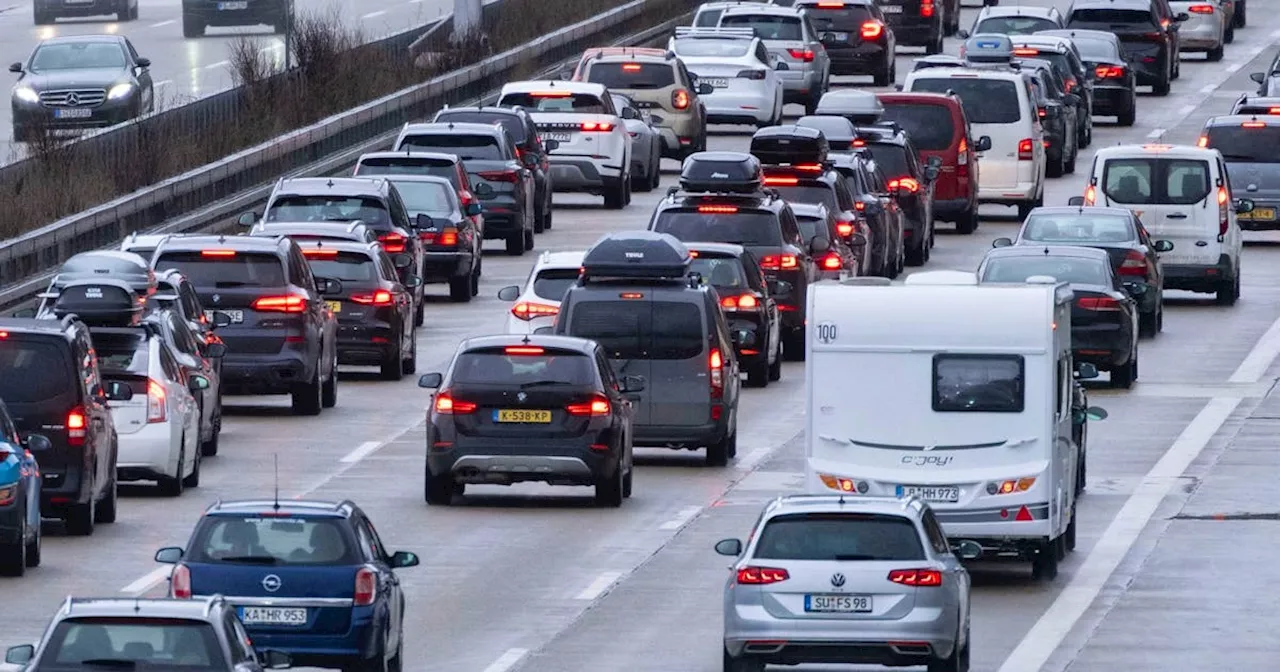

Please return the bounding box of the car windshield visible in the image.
[909,77,1021,124]
[690,256,749,289]
[389,179,456,216]
[974,16,1058,34]
[30,42,126,71]
[804,6,873,31]
[0,337,71,404]
[265,196,391,227]
[355,158,458,184]
[720,14,803,40]
[981,255,1110,285]
[862,144,911,179]
[651,210,783,247]
[303,252,379,282]
[451,349,596,385]
[673,38,752,57]
[1205,126,1280,163]
[532,268,581,302]
[879,103,954,151]
[44,618,226,669]
[93,331,149,376]
[497,92,607,114]
[435,112,528,143]
[586,62,677,90]
[754,513,926,561]
[772,185,838,211]
[397,134,503,161]
[1021,214,1135,243]
[186,514,359,565]
[154,252,286,288]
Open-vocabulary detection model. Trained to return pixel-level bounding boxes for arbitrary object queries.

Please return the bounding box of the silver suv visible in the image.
[715,494,979,672]
[716,5,831,113]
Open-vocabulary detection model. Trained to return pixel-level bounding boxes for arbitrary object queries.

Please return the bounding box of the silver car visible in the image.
[716,5,830,114]
[716,494,978,672]
[1169,0,1226,61]
[611,92,663,192]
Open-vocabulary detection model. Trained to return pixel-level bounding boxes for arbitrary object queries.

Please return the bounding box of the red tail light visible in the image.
[888,569,943,586]
[816,0,844,6]
[1013,47,1039,56]
[672,89,691,110]
[888,177,919,193]
[147,379,166,423]
[200,250,236,257]
[920,0,934,17]
[171,564,192,598]
[1242,121,1266,128]
[835,219,854,237]
[566,394,611,416]
[434,391,476,415]
[351,290,394,306]
[759,254,798,270]
[252,295,307,313]
[302,248,338,257]
[1077,296,1121,311]
[377,232,407,253]
[737,566,789,584]
[1095,65,1126,79]
[1118,250,1147,277]
[820,252,842,270]
[505,346,545,355]
[511,301,559,320]
[67,407,86,447]
[622,62,642,72]
[1017,139,1034,161]
[478,170,520,183]
[581,121,614,132]
[1038,107,1047,118]
[1218,186,1230,236]
[698,205,739,213]
[854,201,866,211]
[763,175,799,186]
[709,348,724,398]
[787,48,815,62]
[860,21,884,40]
[420,227,459,245]
[1188,3,1214,12]
[354,567,377,606]
[721,294,760,310]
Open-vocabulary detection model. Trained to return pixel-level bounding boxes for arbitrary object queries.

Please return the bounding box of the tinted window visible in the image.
[691,256,749,289]
[532,268,581,302]
[720,14,803,40]
[673,38,751,57]
[435,112,528,143]
[879,103,955,150]
[30,42,126,71]
[569,301,705,360]
[1102,158,1154,204]
[974,16,1058,34]
[651,302,705,359]
[586,62,677,89]
[933,354,1024,413]
[303,252,378,282]
[388,179,456,216]
[754,514,925,561]
[908,78,1021,123]
[863,144,911,178]
[93,331,149,375]
[497,93,606,114]
[795,215,831,240]
[652,210,783,246]
[1023,52,1074,82]
[803,6,872,30]
[44,618,225,669]
[1022,213,1135,243]
[1069,8,1154,25]
[451,350,596,385]
[1205,126,1280,162]
[1068,36,1119,61]
[397,134,502,161]
[356,158,459,185]
[186,515,359,565]
[695,8,723,26]
[772,185,838,211]
[981,255,1110,285]
[0,338,71,403]
[1165,159,1211,205]
[155,252,286,288]
[264,196,391,227]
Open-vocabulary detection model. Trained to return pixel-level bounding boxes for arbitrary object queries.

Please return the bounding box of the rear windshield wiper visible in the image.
[218,555,279,564]
[519,380,578,389]
[833,554,883,561]
[77,660,137,668]
[213,280,256,288]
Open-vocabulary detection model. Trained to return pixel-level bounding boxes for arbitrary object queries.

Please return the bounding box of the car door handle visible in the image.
[1165,213,1188,219]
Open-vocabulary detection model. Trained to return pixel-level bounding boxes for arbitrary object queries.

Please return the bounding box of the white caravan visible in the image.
[804,272,1091,580]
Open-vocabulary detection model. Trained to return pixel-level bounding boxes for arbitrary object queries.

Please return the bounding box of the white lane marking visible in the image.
[121,566,171,595]
[998,312,1280,672]
[658,505,702,530]
[362,9,388,19]
[481,649,528,672]
[149,19,175,28]
[736,447,769,471]
[1145,128,1164,139]
[574,571,623,600]
[1178,104,1197,117]
[1226,63,1243,74]
[341,441,383,464]
[1198,83,1215,95]
[204,60,229,70]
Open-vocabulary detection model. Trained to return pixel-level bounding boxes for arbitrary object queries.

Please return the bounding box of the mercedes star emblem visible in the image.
[830,573,846,588]
[516,392,527,402]
[65,92,80,106]
[211,294,221,304]
[262,574,282,592]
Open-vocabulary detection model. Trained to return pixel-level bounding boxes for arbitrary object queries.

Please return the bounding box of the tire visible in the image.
[201,426,220,457]
[182,12,205,38]
[321,355,338,409]
[1225,23,1235,43]
[401,330,417,376]
[1111,352,1136,389]
[927,627,969,672]
[873,60,892,87]
[1065,146,1077,174]
[745,358,770,388]
[1017,201,1036,220]
[25,519,40,568]
[1139,308,1159,337]
[768,343,782,381]
[291,362,323,415]
[471,259,481,297]
[524,225,535,252]
[505,231,525,256]
[595,464,624,507]
[603,177,628,209]
[1207,44,1224,62]
[706,431,733,467]
[533,205,546,233]
[925,30,944,55]
[1031,540,1059,581]
[1236,0,1246,27]
[622,466,633,498]
[33,5,54,24]
[183,443,202,488]
[158,444,186,497]
[1216,271,1240,305]
[1047,153,1065,178]
[1065,506,1077,551]
[96,476,117,524]
[380,334,404,381]
[423,467,455,506]
[650,153,662,190]
[783,327,805,362]
[723,647,765,672]
[1118,103,1136,127]
[1153,77,1171,96]
[449,275,471,302]
[956,209,978,234]
[65,497,95,537]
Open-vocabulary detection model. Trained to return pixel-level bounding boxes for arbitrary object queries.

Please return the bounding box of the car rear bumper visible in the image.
[427,432,621,485]
[935,503,1053,541]
[1163,255,1233,292]
[548,156,622,190]
[421,251,472,281]
[34,0,124,16]
[1178,18,1223,49]
[1092,86,1135,116]
[244,608,381,666]
[40,468,90,510]
[778,69,822,99]
[634,421,727,448]
[724,605,957,665]
[826,44,891,76]
[932,196,974,220]
[1073,324,1133,368]
[885,18,939,44]
[977,180,1039,204]
[220,351,316,395]
[335,322,396,366]
[117,425,178,481]
[183,0,284,25]
[705,92,775,124]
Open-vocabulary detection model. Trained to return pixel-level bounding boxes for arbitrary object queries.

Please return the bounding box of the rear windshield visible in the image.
[434,112,528,143]
[186,514,359,565]
[1101,158,1211,206]
[694,8,723,26]
[93,331,149,376]
[974,16,1058,34]
[1205,126,1280,163]
[264,195,391,227]
[569,300,705,360]
[754,513,925,561]
[533,268,581,302]
[909,77,1021,124]
[355,158,457,183]
[1068,36,1118,61]
[879,103,955,151]
[155,252,286,288]
[1021,213,1134,243]
[44,618,225,669]
[691,255,749,289]
[772,185,838,211]
[672,38,751,57]
[0,338,71,403]
[497,93,607,114]
[862,144,911,178]
[795,215,831,241]
[981,255,1110,285]
[720,14,803,41]
[1069,8,1154,25]
[585,62,677,90]
[651,210,783,247]
[803,6,872,30]
[304,252,378,282]
[933,354,1024,413]
[125,246,156,261]
[397,134,503,161]
[451,349,596,385]
[388,179,456,216]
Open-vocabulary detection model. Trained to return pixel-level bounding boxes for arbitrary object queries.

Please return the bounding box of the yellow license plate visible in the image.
[1241,208,1276,221]
[495,409,552,423]
[325,301,341,313]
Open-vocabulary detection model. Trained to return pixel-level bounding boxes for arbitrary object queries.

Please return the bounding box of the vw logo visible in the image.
[262,574,282,592]
[211,294,221,304]
[516,392,527,402]
[65,92,80,106]
[830,573,846,588]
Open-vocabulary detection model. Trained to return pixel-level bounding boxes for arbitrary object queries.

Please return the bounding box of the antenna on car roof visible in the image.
[1044,246,1051,256]
[521,333,531,345]
[134,598,141,613]
[273,454,281,511]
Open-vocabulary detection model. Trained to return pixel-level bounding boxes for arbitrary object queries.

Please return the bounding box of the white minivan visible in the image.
[1073,144,1255,305]
[904,66,1047,219]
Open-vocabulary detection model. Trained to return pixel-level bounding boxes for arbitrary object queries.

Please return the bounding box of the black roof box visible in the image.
[750,125,829,166]
[581,231,692,282]
[51,279,145,327]
[678,151,763,193]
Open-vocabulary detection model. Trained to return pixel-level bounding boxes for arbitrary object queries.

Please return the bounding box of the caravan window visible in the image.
[932,354,1024,413]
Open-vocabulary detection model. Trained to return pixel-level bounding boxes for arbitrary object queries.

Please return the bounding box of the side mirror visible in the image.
[697,82,714,95]
[809,236,831,254]
[957,29,970,39]
[5,644,34,665]
[543,138,561,151]
[261,649,292,670]
[1075,362,1099,380]
[237,211,258,227]
[465,202,483,217]
[1086,406,1108,421]
[775,60,790,71]
[1153,239,1174,252]
[22,433,51,453]
[418,372,443,389]
[1250,72,1266,85]
[924,166,940,182]
[1067,196,1085,206]
[953,540,982,561]
[390,550,420,568]
[620,375,646,393]
[974,135,992,152]
[188,374,211,393]
[1236,198,1255,214]
[315,277,343,296]
[497,285,521,301]
[714,538,743,556]
[8,63,22,74]
[204,342,227,358]
[155,546,184,563]
[768,280,793,295]
[992,237,1013,248]
[105,381,134,401]
[473,182,495,198]
[849,232,867,247]
[211,311,233,328]
[926,156,943,169]
[393,253,414,269]
[1122,281,1148,296]
[414,213,433,230]
[136,57,151,68]
[620,107,638,120]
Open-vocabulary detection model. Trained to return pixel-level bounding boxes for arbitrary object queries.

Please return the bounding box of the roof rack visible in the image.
[673,26,757,39]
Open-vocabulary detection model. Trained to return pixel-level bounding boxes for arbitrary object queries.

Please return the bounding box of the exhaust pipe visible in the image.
[743,641,786,654]
[888,641,932,656]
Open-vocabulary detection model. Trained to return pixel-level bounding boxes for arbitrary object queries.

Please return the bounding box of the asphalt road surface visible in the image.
[7,0,1280,670]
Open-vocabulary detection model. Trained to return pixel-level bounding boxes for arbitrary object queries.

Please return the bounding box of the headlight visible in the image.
[107,83,134,100]
[13,87,38,104]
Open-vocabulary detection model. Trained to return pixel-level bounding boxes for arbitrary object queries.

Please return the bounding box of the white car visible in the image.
[97,327,203,497]
[496,81,632,209]
[1169,0,1226,61]
[495,250,586,334]
[119,232,169,261]
[669,26,785,127]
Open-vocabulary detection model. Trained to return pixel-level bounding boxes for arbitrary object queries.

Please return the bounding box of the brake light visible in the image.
[433,391,476,414]
[1017,138,1034,160]
[504,346,545,355]
[1270,107,1280,114]
[820,252,842,270]
[887,569,943,587]
[736,69,767,80]
[920,0,933,17]
[835,220,854,237]
[1242,121,1266,128]
[1188,4,1214,12]
[888,177,919,193]
[1013,48,1039,56]
[581,121,614,132]
[673,89,691,110]
[252,295,307,312]
[709,348,724,398]
[301,248,338,257]
[622,62,642,71]
[530,90,572,97]
[860,21,884,40]
[511,301,559,320]
[378,232,407,253]
[351,290,394,306]
[763,175,799,186]
[1038,107,1047,118]
[737,567,789,584]
[147,379,166,423]
[1219,186,1230,236]
[816,0,843,6]
[852,139,865,147]
[421,227,459,245]
[354,567,377,606]
[787,48,815,62]
[67,407,86,447]
[171,564,192,599]
[1095,65,1125,79]
[1077,296,1121,311]
[1118,250,1147,277]
[566,394,611,416]
[1084,184,1096,205]
[759,254,798,270]
[478,170,521,183]
[200,250,236,257]
[1197,135,1209,148]
[721,294,760,310]
[698,205,739,213]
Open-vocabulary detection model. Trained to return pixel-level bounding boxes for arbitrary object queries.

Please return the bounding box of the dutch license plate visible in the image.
[897,484,960,502]
[706,78,729,88]
[544,132,571,142]
[1241,207,1276,221]
[54,108,92,119]
[218,1,249,9]
[240,607,307,626]
[205,309,244,324]
[325,300,341,313]
[494,409,552,423]
[880,4,903,12]
[805,594,872,613]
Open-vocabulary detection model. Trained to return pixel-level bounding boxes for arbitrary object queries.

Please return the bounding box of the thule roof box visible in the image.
[38,251,157,317]
[678,151,764,193]
[50,279,146,327]
[813,89,883,125]
[912,55,967,71]
[581,232,693,283]
[963,34,1015,63]
[750,125,829,167]
[795,115,857,150]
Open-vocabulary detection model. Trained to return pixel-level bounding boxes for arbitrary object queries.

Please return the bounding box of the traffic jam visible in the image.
[1,0,1275,669]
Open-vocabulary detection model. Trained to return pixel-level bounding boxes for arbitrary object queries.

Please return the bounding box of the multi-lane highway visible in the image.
[7,0,1280,670]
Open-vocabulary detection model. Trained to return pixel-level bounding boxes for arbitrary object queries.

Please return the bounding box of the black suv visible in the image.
[0,316,127,535]
[1065,0,1184,95]
[1018,58,1080,176]
[647,151,825,361]
[151,235,340,416]
[792,0,899,83]
[684,241,784,387]
[852,123,939,266]
[830,151,906,278]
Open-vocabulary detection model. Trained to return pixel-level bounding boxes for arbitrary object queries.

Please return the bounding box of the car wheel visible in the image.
[1065,504,1078,551]
[1225,23,1235,43]
[956,208,979,234]
[1153,77,1171,96]
[401,329,417,375]
[1065,146,1077,174]
[322,352,338,409]
[723,646,765,672]
[65,495,94,536]
[1207,43,1224,62]
[926,29,944,55]
[926,626,968,672]
[594,464,624,506]
[380,331,405,381]
[1216,270,1240,305]
[768,341,783,381]
[783,327,806,362]
[424,465,456,506]
[471,258,481,297]
[181,12,205,37]
[449,275,471,302]
[1139,308,1159,337]
[1118,102,1136,126]
[95,475,117,524]
[622,464,633,498]
[505,230,525,256]
[1111,354,1136,389]
[705,430,733,467]
[158,444,186,497]
[25,515,41,568]
[603,177,627,209]
[745,357,769,388]
[291,360,324,415]
[0,520,25,577]
[524,222,535,251]
[1235,0,1246,26]
[33,5,54,24]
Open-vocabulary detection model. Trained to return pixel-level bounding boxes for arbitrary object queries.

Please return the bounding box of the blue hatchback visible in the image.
[155,499,419,671]
[0,398,46,577]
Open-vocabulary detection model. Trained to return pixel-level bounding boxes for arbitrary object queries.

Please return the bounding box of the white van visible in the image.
[1074,144,1254,305]
[903,67,1047,218]
[804,273,1101,580]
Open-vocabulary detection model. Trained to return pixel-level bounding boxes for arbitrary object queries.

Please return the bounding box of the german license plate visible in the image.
[240,607,307,626]
[706,78,729,88]
[896,485,960,502]
[325,301,341,313]
[54,108,91,119]
[1240,207,1276,221]
[880,4,903,11]
[805,594,872,613]
[544,132,571,142]
[494,409,552,423]
[823,32,850,41]
[205,309,243,324]
[218,1,249,9]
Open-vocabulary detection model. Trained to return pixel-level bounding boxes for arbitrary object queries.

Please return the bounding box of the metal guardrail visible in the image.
[0,0,691,312]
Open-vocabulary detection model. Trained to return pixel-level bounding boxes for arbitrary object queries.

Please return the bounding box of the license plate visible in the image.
[706,78,729,88]
[880,4,903,11]
[823,32,850,41]
[494,409,552,423]
[239,607,307,626]
[54,108,92,119]
[205,309,243,324]
[805,594,872,613]
[896,485,960,502]
[218,0,249,8]
[325,300,341,313]
[544,132,571,142]
[1240,207,1276,221]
